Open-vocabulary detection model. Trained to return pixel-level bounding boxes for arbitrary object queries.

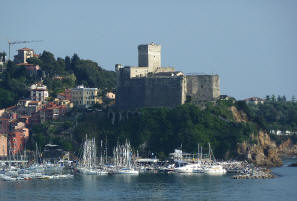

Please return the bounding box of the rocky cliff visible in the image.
[278,138,297,156]
[230,107,282,167]
[237,131,282,167]
[230,106,248,122]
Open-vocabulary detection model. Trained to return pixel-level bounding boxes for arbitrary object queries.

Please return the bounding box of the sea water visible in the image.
[0,158,296,201]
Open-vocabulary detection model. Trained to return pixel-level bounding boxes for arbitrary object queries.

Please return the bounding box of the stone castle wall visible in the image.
[116,72,220,109]
[115,43,220,110]
[116,75,186,109]
[144,77,186,108]
[138,44,161,71]
[186,75,220,103]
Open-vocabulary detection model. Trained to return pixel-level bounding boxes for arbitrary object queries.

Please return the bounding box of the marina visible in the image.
[0,140,275,181]
[0,158,296,201]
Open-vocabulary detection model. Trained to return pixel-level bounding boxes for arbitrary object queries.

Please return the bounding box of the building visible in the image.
[30,102,67,124]
[186,74,220,104]
[16,100,42,115]
[30,83,49,102]
[9,126,29,155]
[0,118,10,135]
[0,106,30,155]
[41,103,67,121]
[0,135,7,157]
[43,144,66,162]
[57,89,71,100]
[106,92,116,99]
[14,48,35,64]
[17,63,40,76]
[0,54,5,72]
[71,86,99,108]
[244,97,264,105]
[115,43,220,110]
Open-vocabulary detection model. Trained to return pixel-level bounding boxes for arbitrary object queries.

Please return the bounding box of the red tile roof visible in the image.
[16,63,33,66]
[19,48,33,51]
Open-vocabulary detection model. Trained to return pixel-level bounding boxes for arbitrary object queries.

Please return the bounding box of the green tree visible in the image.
[0,88,15,109]
[265,95,270,101]
[65,56,71,72]
[271,95,276,102]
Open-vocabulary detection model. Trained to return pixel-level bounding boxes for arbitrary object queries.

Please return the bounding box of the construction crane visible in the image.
[8,40,43,61]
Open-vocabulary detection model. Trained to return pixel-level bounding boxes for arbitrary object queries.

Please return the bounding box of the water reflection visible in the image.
[1,161,297,201]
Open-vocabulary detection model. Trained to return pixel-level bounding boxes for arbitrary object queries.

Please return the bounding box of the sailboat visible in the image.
[77,135,108,175]
[112,139,139,175]
[204,143,227,175]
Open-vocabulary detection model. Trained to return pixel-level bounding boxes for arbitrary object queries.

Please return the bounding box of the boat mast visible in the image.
[197,144,199,162]
[100,140,103,166]
[105,136,107,164]
[208,143,211,161]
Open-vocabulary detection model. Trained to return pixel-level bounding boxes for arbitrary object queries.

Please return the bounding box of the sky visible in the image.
[1,0,296,100]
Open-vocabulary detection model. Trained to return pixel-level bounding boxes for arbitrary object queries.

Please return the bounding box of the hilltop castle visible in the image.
[115,43,220,109]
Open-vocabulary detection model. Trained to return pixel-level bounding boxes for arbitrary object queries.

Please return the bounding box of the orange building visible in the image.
[0,118,10,134]
[9,128,29,155]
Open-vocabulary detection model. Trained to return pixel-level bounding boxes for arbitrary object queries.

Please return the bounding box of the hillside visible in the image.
[28,101,256,159]
[0,51,116,109]
[27,99,297,166]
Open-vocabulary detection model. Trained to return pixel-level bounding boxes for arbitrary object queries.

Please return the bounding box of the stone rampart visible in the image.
[116,76,186,109]
[186,75,220,103]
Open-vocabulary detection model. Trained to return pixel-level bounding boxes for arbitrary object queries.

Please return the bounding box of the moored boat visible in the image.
[204,165,227,175]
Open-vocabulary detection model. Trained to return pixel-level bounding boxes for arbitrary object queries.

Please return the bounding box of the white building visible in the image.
[71,85,99,108]
[14,48,35,64]
[244,97,264,105]
[30,83,49,102]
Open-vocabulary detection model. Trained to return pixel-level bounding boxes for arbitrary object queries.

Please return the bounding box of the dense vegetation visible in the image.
[0,51,116,108]
[28,102,258,160]
[242,99,297,132]
[28,97,297,160]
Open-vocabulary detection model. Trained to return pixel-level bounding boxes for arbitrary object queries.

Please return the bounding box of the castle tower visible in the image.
[138,43,161,72]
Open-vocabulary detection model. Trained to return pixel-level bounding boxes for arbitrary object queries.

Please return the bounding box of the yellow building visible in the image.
[71,85,99,108]
[0,135,7,157]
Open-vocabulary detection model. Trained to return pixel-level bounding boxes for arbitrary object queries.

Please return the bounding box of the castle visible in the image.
[115,43,220,109]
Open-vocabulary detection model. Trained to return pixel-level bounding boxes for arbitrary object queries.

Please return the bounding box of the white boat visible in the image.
[44,163,65,172]
[204,165,227,175]
[77,136,109,176]
[1,175,17,181]
[174,160,205,174]
[78,167,97,175]
[77,167,108,175]
[116,168,139,175]
[112,139,139,175]
[95,169,108,175]
[28,164,45,173]
[175,163,194,173]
